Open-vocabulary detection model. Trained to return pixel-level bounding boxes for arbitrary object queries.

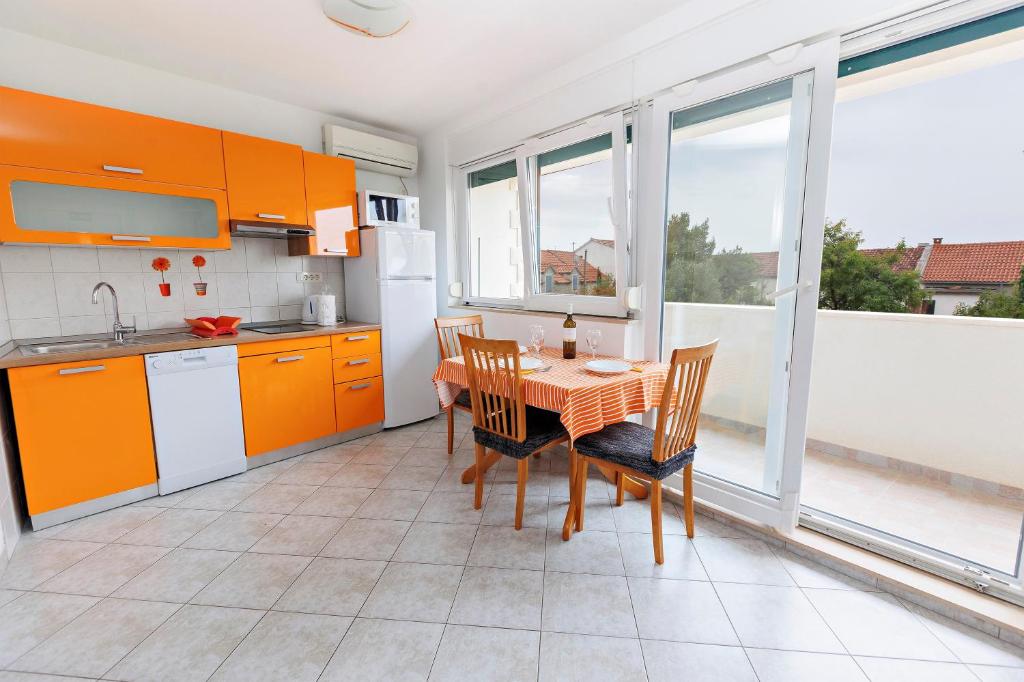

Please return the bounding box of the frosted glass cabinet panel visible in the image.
[12,182,218,238]
[0,165,230,248]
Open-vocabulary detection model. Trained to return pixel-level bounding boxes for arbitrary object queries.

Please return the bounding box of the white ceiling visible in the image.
[0,0,684,135]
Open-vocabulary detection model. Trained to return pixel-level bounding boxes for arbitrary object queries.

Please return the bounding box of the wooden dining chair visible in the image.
[564,340,718,563]
[434,315,484,453]
[460,334,568,529]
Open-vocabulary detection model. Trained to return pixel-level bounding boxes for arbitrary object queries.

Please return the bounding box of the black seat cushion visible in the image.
[453,389,473,409]
[574,421,696,480]
[473,407,567,459]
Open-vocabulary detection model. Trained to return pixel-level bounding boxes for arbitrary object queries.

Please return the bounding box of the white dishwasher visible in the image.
[145,345,246,495]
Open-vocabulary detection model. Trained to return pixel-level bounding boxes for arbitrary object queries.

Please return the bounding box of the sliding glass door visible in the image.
[799,8,1024,604]
[639,40,839,527]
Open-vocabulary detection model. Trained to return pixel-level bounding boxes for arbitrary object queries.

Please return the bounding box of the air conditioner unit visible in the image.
[324,124,417,177]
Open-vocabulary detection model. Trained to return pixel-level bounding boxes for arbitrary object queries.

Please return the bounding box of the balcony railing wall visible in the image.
[663,302,1023,489]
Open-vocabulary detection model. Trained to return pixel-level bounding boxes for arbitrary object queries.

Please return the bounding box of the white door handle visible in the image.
[768,280,814,300]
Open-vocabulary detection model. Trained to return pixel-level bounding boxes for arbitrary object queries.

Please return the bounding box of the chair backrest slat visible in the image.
[435,315,484,360]
[652,340,718,462]
[460,334,527,443]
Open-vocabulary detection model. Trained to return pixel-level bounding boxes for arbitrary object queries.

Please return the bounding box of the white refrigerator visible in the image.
[344,226,440,427]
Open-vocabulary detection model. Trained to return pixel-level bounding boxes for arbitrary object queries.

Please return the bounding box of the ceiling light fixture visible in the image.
[323,0,411,38]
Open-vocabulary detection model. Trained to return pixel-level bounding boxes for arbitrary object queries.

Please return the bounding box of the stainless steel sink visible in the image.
[19,333,198,356]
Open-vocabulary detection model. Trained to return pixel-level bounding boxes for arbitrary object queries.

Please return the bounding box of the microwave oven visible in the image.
[358,190,420,229]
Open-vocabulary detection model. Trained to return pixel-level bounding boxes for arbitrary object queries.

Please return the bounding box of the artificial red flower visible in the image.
[192,255,207,268]
[151,257,171,272]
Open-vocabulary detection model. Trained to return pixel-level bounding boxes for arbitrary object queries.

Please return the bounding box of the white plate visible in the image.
[497,356,544,371]
[584,359,631,375]
[519,345,529,353]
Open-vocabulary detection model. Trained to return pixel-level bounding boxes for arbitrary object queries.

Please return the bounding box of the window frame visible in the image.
[518,110,631,317]
[455,149,525,308]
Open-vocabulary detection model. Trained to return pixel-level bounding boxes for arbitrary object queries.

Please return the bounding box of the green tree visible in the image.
[663,212,767,305]
[818,219,926,313]
[954,266,1024,319]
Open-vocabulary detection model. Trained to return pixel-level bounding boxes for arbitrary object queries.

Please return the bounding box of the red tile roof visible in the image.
[747,241,1024,286]
[750,247,922,279]
[540,249,606,284]
[860,246,924,273]
[922,241,1024,284]
[750,252,780,278]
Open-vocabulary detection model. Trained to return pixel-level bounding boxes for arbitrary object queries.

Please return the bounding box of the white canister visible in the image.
[302,295,320,323]
[316,294,337,326]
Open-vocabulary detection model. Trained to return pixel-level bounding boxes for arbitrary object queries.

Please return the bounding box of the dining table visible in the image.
[432,346,672,500]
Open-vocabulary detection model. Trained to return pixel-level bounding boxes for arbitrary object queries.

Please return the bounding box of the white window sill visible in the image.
[451,302,637,325]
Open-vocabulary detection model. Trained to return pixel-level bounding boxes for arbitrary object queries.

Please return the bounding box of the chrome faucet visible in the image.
[92,281,136,342]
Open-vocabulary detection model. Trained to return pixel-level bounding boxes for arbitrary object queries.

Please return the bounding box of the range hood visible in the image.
[229,220,315,239]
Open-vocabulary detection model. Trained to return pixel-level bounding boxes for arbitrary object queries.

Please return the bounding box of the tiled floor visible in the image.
[699,421,1024,574]
[1,411,1022,681]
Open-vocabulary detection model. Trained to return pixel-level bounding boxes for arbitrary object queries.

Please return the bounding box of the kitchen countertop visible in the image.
[0,321,382,369]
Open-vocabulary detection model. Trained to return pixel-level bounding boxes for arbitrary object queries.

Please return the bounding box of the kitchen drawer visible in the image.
[238,346,336,456]
[331,330,380,358]
[332,353,382,384]
[8,356,157,515]
[335,376,385,433]
[237,335,331,358]
[0,86,226,189]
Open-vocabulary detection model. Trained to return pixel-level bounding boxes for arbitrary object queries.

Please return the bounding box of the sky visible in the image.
[537,158,615,252]
[536,54,1024,254]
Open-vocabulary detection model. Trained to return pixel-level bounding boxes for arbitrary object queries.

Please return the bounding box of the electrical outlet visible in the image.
[297,272,323,283]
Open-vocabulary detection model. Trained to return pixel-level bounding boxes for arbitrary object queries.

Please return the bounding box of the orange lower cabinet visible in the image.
[335,376,385,433]
[8,356,157,517]
[238,345,336,457]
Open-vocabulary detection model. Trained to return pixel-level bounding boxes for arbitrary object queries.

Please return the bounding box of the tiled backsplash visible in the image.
[0,237,344,344]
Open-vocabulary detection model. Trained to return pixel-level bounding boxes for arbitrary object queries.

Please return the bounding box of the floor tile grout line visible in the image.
[95,601,188,680]
[892,594,973,665]
[767,542,860,661]
[203,605,273,681]
[612,509,650,679]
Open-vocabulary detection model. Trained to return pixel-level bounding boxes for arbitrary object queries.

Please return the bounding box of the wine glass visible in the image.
[585,328,601,359]
[529,325,545,358]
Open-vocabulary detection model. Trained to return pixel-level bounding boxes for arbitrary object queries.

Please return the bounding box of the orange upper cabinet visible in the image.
[0,164,231,249]
[0,86,225,189]
[289,151,360,258]
[222,131,308,226]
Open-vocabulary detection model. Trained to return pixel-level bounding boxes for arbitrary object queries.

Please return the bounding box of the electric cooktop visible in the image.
[244,321,319,335]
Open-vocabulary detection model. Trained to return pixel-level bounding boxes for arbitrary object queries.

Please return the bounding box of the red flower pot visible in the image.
[158,282,171,297]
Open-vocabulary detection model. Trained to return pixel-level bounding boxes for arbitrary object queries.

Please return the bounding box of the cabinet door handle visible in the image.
[349,383,371,390]
[346,335,369,341]
[347,358,369,365]
[323,249,348,254]
[276,355,304,363]
[59,365,105,375]
[103,165,144,175]
[257,213,286,220]
[111,235,152,242]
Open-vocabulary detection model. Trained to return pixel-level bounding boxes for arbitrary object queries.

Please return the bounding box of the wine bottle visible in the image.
[562,304,577,359]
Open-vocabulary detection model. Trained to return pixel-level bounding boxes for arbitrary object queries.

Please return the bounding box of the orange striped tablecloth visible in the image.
[432,347,670,441]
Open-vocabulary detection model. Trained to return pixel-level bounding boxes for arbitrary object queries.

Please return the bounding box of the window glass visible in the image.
[11,182,218,238]
[534,134,616,297]
[467,160,521,299]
